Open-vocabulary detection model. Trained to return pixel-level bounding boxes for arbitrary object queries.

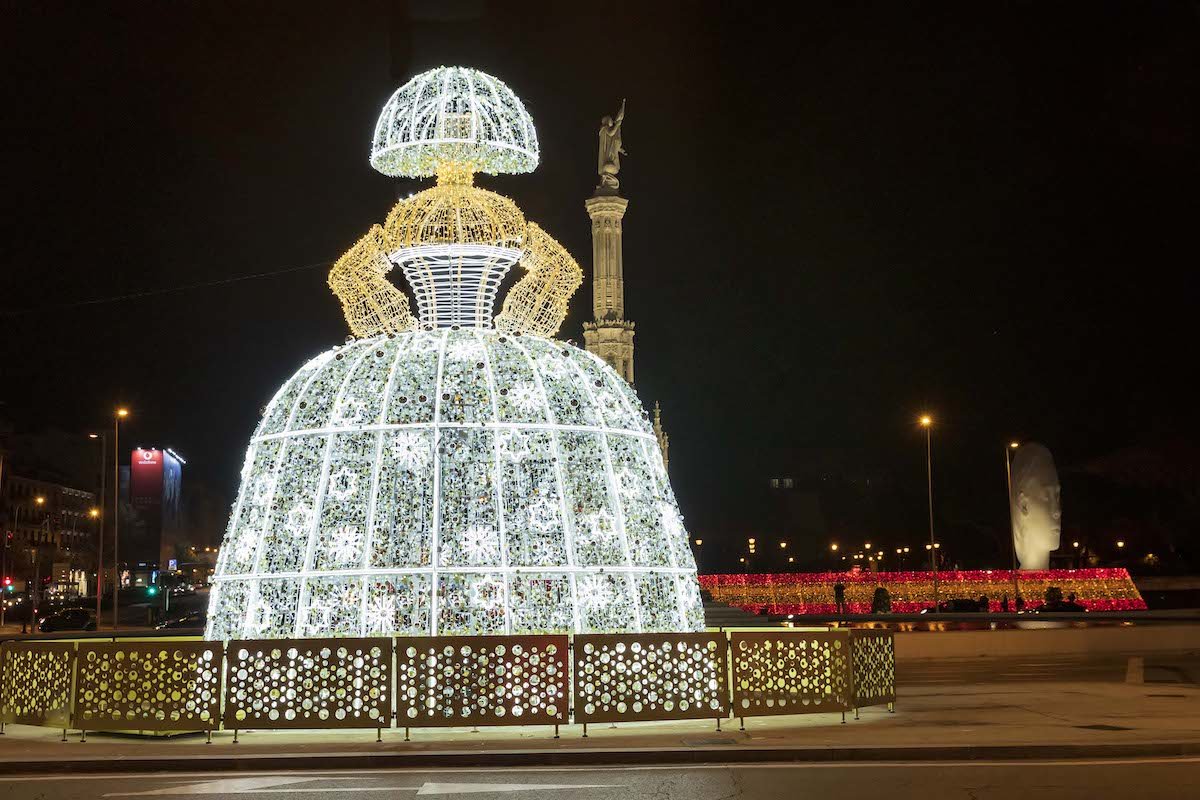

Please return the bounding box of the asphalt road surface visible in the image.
[898,652,1200,685]
[4,760,1199,800]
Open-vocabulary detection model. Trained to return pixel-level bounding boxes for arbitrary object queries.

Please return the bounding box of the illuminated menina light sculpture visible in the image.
[206,67,703,640]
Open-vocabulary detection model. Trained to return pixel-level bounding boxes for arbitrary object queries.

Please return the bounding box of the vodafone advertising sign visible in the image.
[130,448,163,510]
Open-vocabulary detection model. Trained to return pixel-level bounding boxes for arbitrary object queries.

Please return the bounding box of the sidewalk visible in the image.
[2,681,1199,773]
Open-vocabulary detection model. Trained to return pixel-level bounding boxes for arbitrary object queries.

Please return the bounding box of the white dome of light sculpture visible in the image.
[370,66,539,178]
[206,67,702,640]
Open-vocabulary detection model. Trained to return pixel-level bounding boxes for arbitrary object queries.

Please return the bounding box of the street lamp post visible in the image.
[22,498,47,635]
[89,432,107,626]
[1004,441,1020,610]
[919,415,938,611]
[112,408,128,631]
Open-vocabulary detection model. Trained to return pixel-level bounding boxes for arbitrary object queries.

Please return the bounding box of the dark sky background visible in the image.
[2,1,1197,570]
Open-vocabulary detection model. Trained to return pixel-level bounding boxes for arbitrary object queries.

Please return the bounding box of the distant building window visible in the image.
[769,478,794,489]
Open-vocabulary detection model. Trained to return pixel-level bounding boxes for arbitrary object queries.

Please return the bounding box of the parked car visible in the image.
[38,608,97,632]
[155,611,206,630]
[1035,600,1088,613]
[920,598,986,614]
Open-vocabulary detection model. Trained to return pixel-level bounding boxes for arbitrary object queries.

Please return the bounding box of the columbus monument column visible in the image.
[584,99,636,384]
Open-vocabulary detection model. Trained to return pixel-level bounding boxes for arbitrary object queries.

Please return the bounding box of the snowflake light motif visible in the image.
[233,531,258,563]
[447,339,483,361]
[251,475,277,506]
[508,382,541,412]
[245,599,273,636]
[526,496,560,532]
[660,502,684,540]
[496,430,531,462]
[326,467,358,502]
[365,595,395,633]
[576,575,613,611]
[459,525,500,563]
[576,508,617,547]
[470,576,507,611]
[284,504,314,538]
[537,353,569,378]
[325,525,363,564]
[614,467,640,501]
[333,397,369,426]
[391,430,430,470]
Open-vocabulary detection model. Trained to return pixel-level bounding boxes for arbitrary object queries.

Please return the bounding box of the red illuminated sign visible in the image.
[130,448,163,510]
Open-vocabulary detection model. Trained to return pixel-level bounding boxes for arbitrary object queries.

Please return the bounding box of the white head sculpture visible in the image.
[1010,443,1062,570]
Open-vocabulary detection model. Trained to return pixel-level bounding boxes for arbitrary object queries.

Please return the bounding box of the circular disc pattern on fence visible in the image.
[730,632,850,714]
[223,639,391,729]
[573,633,729,723]
[0,643,75,727]
[396,635,567,724]
[75,643,222,729]
[850,631,897,706]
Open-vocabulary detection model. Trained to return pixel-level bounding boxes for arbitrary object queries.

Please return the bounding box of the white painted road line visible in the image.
[103,776,623,796]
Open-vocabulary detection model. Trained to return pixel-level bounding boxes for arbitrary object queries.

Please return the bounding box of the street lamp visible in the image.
[1005,440,1020,609]
[919,414,938,610]
[112,407,129,630]
[830,543,839,552]
[88,431,108,625]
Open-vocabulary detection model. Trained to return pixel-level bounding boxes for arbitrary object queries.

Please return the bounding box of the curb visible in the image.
[2,741,1200,774]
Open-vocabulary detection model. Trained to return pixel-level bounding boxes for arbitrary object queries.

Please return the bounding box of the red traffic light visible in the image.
[2,577,10,586]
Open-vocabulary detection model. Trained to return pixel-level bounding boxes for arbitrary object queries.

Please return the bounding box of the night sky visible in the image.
[3,1,1197,570]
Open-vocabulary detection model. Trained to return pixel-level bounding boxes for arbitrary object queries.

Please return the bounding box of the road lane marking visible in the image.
[106,777,354,795]
[16,755,1197,787]
[416,783,620,795]
[102,777,621,796]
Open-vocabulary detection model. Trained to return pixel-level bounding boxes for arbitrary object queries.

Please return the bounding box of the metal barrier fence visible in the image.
[396,635,568,738]
[224,638,392,741]
[850,629,897,712]
[75,641,223,739]
[0,628,894,740]
[573,632,729,735]
[730,630,853,726]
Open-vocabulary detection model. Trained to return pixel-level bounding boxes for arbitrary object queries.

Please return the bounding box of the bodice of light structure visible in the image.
[206,67,702,640]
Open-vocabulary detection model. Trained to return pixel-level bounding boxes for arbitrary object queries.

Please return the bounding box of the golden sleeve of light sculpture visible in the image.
[496,222,582,338]
[328,224,416,338]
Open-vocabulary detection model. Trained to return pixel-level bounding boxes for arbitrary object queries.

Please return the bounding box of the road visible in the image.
[4,760,1199,800]
[898,652,1200,685]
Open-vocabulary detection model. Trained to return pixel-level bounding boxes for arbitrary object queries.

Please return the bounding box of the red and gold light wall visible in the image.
[699,568,1146,614]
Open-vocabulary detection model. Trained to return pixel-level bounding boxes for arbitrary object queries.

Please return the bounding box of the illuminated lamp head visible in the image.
[1010,442,1062,570]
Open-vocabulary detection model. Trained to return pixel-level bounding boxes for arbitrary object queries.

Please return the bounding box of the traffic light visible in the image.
[146,586,158,597]
[2,576,11,592]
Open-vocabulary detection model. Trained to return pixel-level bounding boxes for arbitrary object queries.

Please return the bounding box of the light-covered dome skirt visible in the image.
[205,329,703,640]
